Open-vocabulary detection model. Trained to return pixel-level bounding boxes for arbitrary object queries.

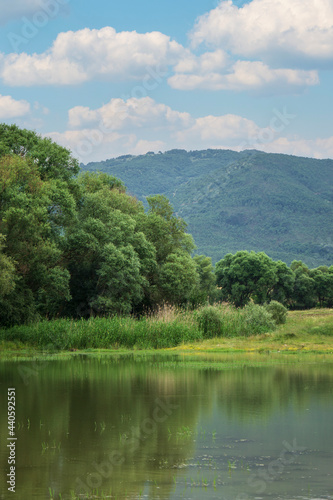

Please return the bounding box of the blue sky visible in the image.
[1,0,333,163]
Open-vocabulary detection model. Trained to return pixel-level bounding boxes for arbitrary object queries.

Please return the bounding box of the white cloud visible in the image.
[131,139,166,155]
[0,27,185,86]
[259,136,333,159]
[176,114,261,148]
[169,60,319,92]
[68,97,193,132]
[0,0,43,24]
[173,49,228,74]
[47,127,168,163]
[47,129,129,160]
[0,94,30,119]
[47,98,272,162]
[46,97,333,162]
[191,0,333,67]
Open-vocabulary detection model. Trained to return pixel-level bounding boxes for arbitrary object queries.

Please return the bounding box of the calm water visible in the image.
[0,353,332,500]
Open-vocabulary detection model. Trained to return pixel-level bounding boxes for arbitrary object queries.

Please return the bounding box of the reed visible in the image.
[0,302,296,351]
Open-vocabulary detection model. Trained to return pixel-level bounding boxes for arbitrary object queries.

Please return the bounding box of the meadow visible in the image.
[1,304,332,355]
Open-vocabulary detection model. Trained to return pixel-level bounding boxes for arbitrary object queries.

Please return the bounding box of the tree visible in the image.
[64,172,156,317]
[159,252,199,305]
[269,260,295,305]
[0,155,73,325]
[139,195,195,263]
[135,195,198,308]
[290,261,316,309]
[215,251,278,307]
[0,123,79,182]
[190,255,216,306]
[0,235,16,297]
[310,266,333,307]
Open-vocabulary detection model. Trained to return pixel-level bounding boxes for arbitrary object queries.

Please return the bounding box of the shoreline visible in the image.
[1,309,332,361]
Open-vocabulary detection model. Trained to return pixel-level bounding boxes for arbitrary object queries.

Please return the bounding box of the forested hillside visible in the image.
[82,149,333,266]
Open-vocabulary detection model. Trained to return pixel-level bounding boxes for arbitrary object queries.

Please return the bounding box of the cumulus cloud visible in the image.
[0,27,185,86]
[68,97,193,131]
[47,129,130,160]
[46,97,272,162]
[176,114,261,147]
[48,97,194,161]
[169,60,319,92]
[46,97,333,162]
[173,49,228,74]
[191,0,333,67]
[259,136,333,159]
[0,94,30,119]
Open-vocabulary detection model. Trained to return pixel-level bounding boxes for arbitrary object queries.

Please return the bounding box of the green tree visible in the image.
[135,195,199,308]
[0,235,16,297]
[269,260,295,305]
[190,255,216,306]
[290,261,316,309]
[215,251,278,307]
[64,172,156,316]
[159,252,199,305]
[310,266,333,307]
[140,195,195,263]
[0,123,79,182]
[0,155,73,325]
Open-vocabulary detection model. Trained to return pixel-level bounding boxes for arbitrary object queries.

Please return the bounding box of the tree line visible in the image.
[0,124,331,327]
[215,251,333,309]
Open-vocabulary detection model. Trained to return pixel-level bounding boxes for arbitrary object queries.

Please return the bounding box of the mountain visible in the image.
[81,149,333,267]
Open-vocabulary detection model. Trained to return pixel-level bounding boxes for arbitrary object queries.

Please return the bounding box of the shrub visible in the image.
[242,303,276,335]
[265,300,288,325]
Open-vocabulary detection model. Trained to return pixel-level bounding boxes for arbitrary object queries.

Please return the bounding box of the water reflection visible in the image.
[0,354,332,499]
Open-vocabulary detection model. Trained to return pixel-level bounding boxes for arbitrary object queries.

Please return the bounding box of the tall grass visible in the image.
[196,303,276,338]
[0,303,280,350]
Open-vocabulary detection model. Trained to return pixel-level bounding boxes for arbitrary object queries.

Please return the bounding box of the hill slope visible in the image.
[82,149,333,266]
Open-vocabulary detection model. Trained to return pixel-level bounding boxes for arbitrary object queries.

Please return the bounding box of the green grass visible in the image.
[0,308,202,351]
[172,308,333,355]
[0,305,332,355]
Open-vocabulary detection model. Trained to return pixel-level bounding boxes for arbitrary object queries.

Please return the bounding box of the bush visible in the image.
[265,300,288,325]
[242,303,276,335]
[196,306,223,338]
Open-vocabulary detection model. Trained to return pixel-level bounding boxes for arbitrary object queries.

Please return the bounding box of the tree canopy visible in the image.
[215,251,333,309]
[0,127,216,326]
[215,251,278,307]
[0,124,331,327]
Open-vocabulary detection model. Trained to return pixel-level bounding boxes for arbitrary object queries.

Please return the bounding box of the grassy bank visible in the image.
[172,309,333,354]
[0,305,332,355]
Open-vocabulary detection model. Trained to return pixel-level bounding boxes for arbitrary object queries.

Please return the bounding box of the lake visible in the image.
[0,353,332,500]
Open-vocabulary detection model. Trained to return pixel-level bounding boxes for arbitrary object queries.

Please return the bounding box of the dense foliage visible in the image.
[215,250,333,309]
[82,149,333,267]
[0,125,332,331]
[0,125,215,327]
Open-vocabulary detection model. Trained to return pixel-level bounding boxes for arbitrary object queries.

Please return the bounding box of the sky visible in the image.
[1,0,333,163]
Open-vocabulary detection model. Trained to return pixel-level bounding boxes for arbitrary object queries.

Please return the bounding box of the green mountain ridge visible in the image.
[81,149,333,266]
